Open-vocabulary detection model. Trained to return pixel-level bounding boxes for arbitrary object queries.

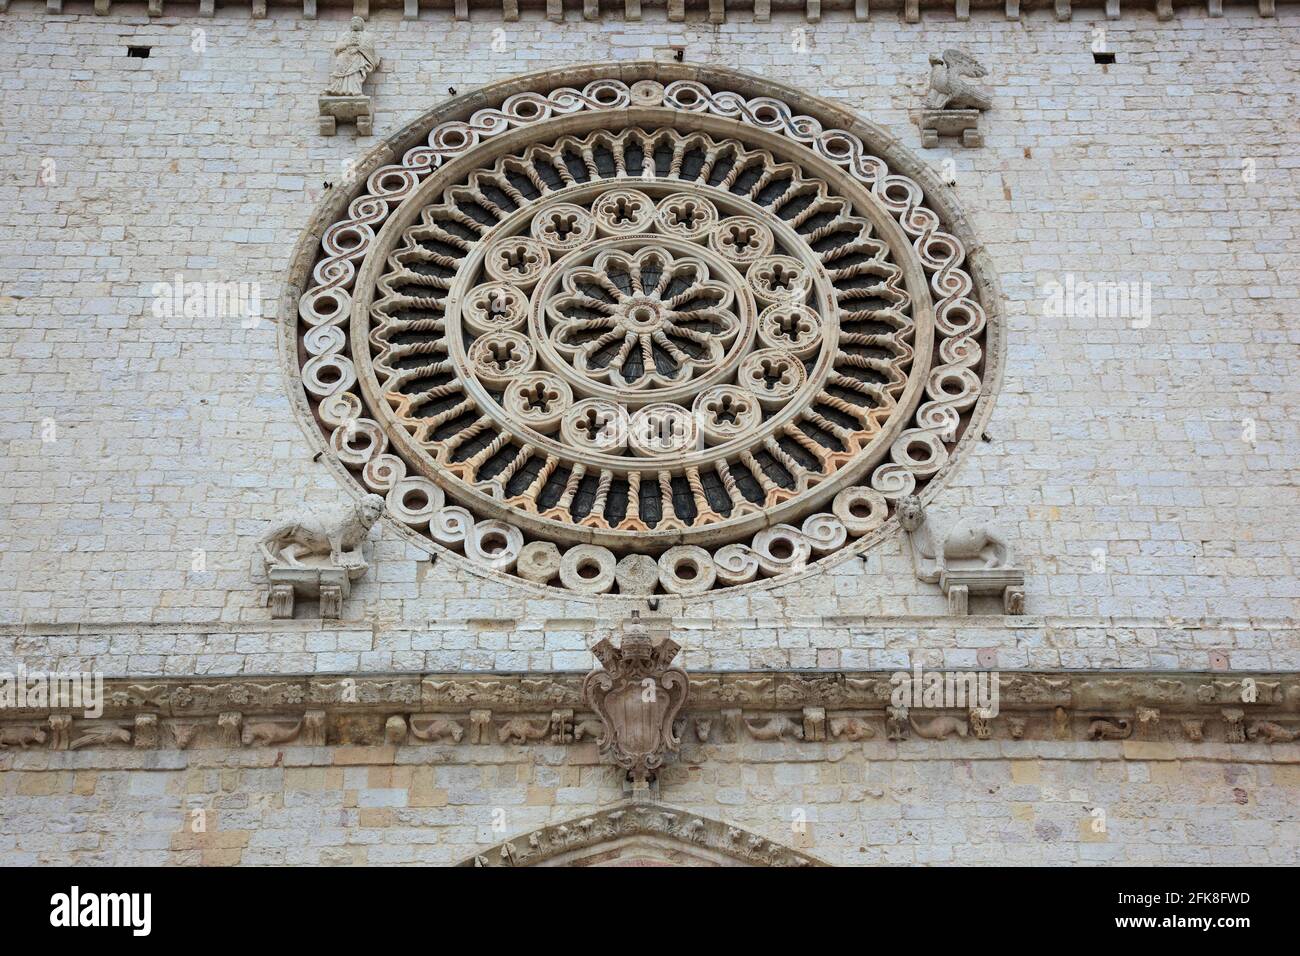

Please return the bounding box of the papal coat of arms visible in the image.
[583,619,689,787]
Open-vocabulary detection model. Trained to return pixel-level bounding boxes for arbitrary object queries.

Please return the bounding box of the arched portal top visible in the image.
[457,801,826,867]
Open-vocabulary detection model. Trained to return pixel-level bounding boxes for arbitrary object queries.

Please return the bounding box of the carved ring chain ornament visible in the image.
[287,64,1001,595]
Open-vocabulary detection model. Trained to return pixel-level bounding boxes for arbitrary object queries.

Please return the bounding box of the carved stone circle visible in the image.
[286,63,1001,595]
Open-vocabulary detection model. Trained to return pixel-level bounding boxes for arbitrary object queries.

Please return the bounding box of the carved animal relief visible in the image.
[258,493,384,619]
[0,671,1295,754]
[919,49,991,148]
[899,494,1025,614]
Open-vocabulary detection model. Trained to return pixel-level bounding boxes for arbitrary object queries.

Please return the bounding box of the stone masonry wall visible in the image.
[2,741,1296,865]
[2,8,1297,676]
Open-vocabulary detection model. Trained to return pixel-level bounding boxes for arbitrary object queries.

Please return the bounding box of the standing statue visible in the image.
[325,17,380,98]
[319,17,380,137]
[918,49,991,149]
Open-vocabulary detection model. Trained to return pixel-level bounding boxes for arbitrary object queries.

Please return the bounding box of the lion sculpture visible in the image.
[259,493,385,574]
[897,494,1013,580]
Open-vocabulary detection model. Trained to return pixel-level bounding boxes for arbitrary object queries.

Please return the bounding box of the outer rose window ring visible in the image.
[284,64,1002,595]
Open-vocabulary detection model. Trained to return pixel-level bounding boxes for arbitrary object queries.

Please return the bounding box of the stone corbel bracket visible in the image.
[320,95,373,137]
[34,0,1289,19]
[2,672,1296,752]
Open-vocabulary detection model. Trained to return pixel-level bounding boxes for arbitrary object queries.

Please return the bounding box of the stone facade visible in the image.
[5,742,1296,866]
[1,4,1297,865]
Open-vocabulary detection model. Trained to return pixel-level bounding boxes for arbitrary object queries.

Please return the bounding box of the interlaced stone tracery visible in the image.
[290,67,997,595]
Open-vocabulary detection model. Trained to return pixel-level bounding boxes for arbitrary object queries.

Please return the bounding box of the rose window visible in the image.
[289,67,998,595]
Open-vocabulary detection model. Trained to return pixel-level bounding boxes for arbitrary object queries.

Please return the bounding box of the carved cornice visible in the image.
[20,0,1286,23]
[459,802,825,867]
[6,614,1293,639]
[1,670,1297,751]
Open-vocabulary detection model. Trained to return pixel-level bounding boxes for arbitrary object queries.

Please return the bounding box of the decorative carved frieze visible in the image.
[1222,708,1246,743]
[0,725,46,748]
[886,705,909,740]
[830,716,875,740]
[1087,717,1132,740]
[69,723,131,750]
[745,714,804,740]
[909,713,968,740]
[134,713,160,750]
[1247,720,1300,743]
[410,716,463,744]
[2,670,1295,752]
[497,717,550,744]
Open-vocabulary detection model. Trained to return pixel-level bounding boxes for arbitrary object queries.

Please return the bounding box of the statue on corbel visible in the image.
[320,16,380,136]
[897,494,1025,615]
[918,48,991,149]
[258,492,385,619]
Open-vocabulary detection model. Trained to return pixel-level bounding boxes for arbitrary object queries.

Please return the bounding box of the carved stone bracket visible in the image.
[898,495,1025,614]
[319,94,373,137]
[920,109,983,149]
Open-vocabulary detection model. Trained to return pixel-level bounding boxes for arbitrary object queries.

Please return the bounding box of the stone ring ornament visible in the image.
[284,63,1002,595]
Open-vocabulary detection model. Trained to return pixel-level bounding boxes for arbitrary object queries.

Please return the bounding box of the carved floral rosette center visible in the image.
[288,65,999,595]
